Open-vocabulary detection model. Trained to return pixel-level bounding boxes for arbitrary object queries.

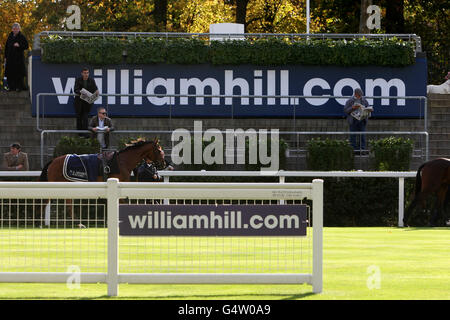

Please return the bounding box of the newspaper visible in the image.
[350,103,374,121]
[80,88,99,104]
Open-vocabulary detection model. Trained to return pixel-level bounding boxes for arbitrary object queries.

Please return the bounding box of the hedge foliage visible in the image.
[302,136,420,226]
[41,37,415,67]
[53,136,100,157]
[306,136,414,172]
[370,137,414,171]
[306,138,354,170]
[178,136,288,171]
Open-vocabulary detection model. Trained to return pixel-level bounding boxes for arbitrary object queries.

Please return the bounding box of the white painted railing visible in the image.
[0,178,324,296]
[0,170,416,227]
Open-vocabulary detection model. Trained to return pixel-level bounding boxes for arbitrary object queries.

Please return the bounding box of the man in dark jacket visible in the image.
[136,157,174,182]
[88,107,114,149]
[74,67,99,136]
[4,23,28,91]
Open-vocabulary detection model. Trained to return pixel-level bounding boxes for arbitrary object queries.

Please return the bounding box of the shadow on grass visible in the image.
[400,226,449,231]
[0,291,318,300]
[105,292,317,300]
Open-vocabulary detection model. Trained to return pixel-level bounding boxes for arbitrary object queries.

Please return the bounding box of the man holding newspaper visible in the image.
[344,88,373,153]
[74,67,99,137]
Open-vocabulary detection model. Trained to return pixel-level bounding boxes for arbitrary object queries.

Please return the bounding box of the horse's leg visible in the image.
[444,188,450,226]
[404,189,431,227]
[66,198,85,228]
[65,198,73,227]
[37,198,50,227]
[430,187,447,227]
[403,197,418,227]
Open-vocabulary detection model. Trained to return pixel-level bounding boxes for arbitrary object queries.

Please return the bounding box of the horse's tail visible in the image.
[39,160,53,181]
[414,163,426,197]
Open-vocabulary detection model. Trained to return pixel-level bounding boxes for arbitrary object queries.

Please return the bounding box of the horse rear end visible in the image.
[404,158,450,227]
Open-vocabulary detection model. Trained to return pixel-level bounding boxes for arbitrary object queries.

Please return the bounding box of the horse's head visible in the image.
[144,138,165,168]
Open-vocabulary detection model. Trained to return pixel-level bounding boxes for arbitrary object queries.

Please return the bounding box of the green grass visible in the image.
[0,227,449,300]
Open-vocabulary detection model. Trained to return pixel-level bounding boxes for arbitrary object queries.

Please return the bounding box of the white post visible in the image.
[398,177,404,227]
[107,178,119,296]
[311,179,323,293]
[306,0,310,34]
[279,175,285,204]
[164,176,170,204]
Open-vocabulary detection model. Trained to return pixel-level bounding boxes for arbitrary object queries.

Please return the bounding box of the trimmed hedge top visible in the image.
[41,37,415,67]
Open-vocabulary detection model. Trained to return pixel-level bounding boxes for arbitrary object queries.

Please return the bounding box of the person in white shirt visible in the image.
[88,107,115,149]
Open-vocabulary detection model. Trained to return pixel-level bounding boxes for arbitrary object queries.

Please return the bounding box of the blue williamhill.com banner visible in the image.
[31,55,427,118]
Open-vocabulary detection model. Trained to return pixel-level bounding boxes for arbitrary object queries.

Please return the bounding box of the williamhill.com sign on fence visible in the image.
[119,204,308,236]
[31,56,427,118]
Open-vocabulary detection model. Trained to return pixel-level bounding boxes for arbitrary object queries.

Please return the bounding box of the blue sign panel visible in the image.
[31,55,427,118]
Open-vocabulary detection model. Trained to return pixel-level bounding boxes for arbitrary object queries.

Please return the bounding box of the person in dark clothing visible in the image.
[135,156,174,182]
[4,23,29,91]
[74,67,99,137]
[343,88,370,152]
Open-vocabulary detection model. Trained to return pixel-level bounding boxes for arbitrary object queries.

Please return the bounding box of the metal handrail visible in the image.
[33,31,422,52]
[35,92,429,167]
[39,129,429,169]
[35,92,428,131]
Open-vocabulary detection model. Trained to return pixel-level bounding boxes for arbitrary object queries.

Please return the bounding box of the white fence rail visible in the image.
[0,179,323,296]
[0,170,416,227]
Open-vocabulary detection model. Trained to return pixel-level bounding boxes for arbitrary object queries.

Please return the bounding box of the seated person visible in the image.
[2,142,29,170]
[88,107,114,149]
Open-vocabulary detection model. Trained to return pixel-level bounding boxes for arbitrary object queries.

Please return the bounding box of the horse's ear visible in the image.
[153,137,160,145]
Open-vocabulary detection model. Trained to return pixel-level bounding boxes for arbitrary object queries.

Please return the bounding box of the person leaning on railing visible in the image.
[2,142,29,171]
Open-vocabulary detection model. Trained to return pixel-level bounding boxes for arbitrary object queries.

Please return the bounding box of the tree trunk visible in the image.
[235,0,249,31]
[385,0,405,33]
[154,0,168,32]
[359,0,372,33]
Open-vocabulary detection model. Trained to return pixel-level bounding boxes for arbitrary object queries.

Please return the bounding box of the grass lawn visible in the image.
[0,227,448,300]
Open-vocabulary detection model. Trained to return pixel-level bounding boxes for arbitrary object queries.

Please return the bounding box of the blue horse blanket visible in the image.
[63,154,99,182]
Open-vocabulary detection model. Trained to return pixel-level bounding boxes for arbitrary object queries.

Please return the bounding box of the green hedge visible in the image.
[53,136,100,157]
[42,38,123,65]
[41,37,415,67]
[306,138,354,170]
[286,176,418,227]
[177,136,287,171]
[370,137,414,171]
[301,136,420,226]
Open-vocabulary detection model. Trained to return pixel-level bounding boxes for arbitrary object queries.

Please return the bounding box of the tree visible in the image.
[384,0,405,33]
[149,0,168,31]
[359,0,372,33]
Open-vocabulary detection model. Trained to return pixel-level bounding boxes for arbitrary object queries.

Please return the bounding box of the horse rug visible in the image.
[63,154,99,182]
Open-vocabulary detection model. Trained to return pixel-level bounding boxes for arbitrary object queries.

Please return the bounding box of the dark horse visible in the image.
[403,158,450,227]
[38,138,165,225]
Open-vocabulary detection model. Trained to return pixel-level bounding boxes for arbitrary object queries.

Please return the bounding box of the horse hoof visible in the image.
[78,223,86,228]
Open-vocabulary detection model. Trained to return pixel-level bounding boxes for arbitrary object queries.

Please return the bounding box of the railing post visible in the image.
[311,179,323,293]
[164,176,170,204]
[279,175,285,204]
[398,177,405,227]
[107,178,120,296]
